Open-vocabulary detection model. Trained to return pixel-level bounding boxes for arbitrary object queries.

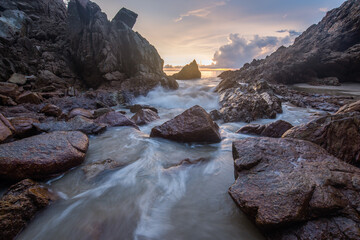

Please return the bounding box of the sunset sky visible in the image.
[92,0,346,68]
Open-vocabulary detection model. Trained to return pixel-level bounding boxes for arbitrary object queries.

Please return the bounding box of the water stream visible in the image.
[17,72,323,240]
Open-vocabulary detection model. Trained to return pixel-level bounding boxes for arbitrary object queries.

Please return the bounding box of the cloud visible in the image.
[175,1,226,22]
[319,7,328,12]
[212,32,300,68]
[276,29,302,37]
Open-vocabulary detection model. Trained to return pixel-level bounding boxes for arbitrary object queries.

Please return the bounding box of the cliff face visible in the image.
[0,0,177,92]
[217,0,360,91]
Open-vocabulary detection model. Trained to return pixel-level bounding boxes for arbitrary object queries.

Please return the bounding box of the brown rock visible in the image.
[10,117,40,138]
[164,158,207,169]
[336,99,360,114]
[229,137,360,239]
[237,120,293,138]
[0,179,57,240]
[93,108,114,118]
[129,104,158,113]
[34,116,107,135]
[8,73,27,85]
[0,94,17,106]
[68,108,94,119]
[150,105,221,143]
[172,60,201,80]
[0,82,19,99]
[0,131,89,181]
[131,109,160,125]
[0,113,15,143]
[82,159,126,180]
[95,111,139,130]
[16,92,43,104]
[40,104,63,117]
[283,112,360,166]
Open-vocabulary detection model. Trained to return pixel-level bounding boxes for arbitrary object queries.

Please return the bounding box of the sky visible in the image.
[91,0,346,68]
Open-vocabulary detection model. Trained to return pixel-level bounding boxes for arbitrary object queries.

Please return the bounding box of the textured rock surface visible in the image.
[82,159,125,180]
[336,99,360,114]
[229,137,360,239]
[283,112,360,166]
[0,179,57,240]
[68,108,94,119]
[40,104,63,117]
[150,105,221,143]
[0,131,89,180]
[217,0,360,88]
[131,109,160,125]
[237,120,293,138]
[34,116,107,135]
[0,113,15,143]
[10,117,40,138]
[95,111,139,129]
[172,60,201,80]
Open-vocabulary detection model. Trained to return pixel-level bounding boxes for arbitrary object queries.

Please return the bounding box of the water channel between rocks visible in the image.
[18,72,326,240]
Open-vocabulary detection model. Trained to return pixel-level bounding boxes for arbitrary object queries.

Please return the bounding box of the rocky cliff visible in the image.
[0,0,177,93]
[217,0,360,91]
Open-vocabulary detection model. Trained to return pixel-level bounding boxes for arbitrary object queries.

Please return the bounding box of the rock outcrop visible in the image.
[283,112,360,166]
[230,137,360,239]
[150,105,221,143]
[172,60,201,80]
[95,111,139,129]
[217,0,360,88]
[131,109,160,125]
[0,179,57,240]
[237,120,293,138]
[0,113,15,143]
[0,131,89,180]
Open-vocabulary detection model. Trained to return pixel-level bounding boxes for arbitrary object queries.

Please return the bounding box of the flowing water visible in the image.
[17,71,324,240]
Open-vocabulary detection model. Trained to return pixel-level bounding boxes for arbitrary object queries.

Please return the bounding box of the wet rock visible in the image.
[237,120,293,138]
[283,112,360,166]
[209,110,222,121]
[0,94,17,106]
[93,108,114,118]
[219,81,282,122]
[172,60,201,80]
[34,116,106,135]
[129,104,158,114]
[68,108,94,119]
[10,117,40,138]
[8,73,27,85]
[40,104,63,117]
[95,111,139,130]
[229,137,360,239]
[0,113,15,143]
[0,131,89,181]
[336,99,360,114]
[150,105,221,143]
[0,82,19,99]
[82,159,126,180]
[16,92,43,104]
[164,158,207,169]
[131,109,159,125]
[0,179,57,240]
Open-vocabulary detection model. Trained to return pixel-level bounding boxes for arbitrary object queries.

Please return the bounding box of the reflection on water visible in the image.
[164,69,225,79]
[18,74,321,240]
[292,83,360,99]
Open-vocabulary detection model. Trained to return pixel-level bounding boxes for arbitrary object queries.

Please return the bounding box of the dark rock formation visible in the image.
[283,112,360,166]
[113,8,138,29]
[68,108,94,119]
[131,109,160,125]
[336,99,360,114]
[0,113,15,143]
[229,137,360,239]
[0,179,57,240]
[129,104,158,114]
[218,80,282,122]
[34,116,106,135]
[217,0,360,88]
[10,117,40,138]
[0,131,89,181]
[40,104,63,117]
[82,159,126,180]
[150,105,221,143]
[237,120,293,138]
[93,108,114,118]
[95,111,139,130]
[172,60,201,80]
[16,92,43,104]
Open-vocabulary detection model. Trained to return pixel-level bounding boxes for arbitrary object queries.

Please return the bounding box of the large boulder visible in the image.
[150,105,221,143]
[95,111,139,129]
[0,179,57,240]
[237,120,293,138]
[229,137,360,239]
[172,60,201,80]
[34,116,107,135]
[0,113,15,143]
[0,131,89,180]
[131,109,160,125]
[283,112,360,166]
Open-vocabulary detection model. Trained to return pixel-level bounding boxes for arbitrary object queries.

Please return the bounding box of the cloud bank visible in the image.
[212,30,301,68]
[175,1,226,22]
